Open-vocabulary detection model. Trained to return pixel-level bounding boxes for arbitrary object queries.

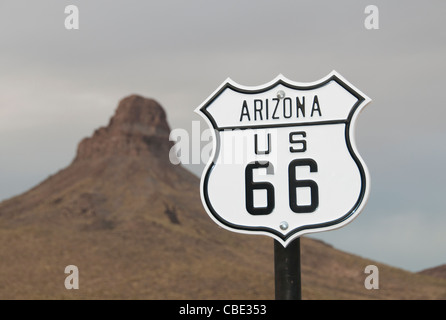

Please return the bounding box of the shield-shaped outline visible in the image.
[195,70,371,246]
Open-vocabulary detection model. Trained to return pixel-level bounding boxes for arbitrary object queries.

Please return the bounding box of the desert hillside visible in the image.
[419,265,446,280]
[0,95,444,299]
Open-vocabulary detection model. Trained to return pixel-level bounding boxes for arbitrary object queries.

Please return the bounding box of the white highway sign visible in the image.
[196,71,371,246]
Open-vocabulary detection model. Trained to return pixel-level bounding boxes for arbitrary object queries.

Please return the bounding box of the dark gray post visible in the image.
[274,238,302,300]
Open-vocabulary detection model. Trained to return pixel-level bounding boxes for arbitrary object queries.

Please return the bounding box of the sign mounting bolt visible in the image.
[279,221,289,230]
[277,90,286,100]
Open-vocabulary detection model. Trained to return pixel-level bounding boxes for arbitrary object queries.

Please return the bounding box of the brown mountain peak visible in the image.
[74,95,173,162]
[110,94,169,131]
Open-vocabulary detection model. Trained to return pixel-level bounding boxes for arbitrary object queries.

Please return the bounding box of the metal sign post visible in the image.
[195,71,371,299]
[274,238,301,300]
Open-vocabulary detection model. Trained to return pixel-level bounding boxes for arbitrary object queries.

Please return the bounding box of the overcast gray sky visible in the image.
[0,1,445,272]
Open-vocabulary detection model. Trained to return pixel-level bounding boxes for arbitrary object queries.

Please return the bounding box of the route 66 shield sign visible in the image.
[195,71,371,246]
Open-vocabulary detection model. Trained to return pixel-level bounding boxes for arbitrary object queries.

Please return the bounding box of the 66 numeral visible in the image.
[288,159,319,213]
[245,159,319,215]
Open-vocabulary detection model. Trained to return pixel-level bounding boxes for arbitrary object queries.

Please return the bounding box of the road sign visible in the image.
[196,71,371,247]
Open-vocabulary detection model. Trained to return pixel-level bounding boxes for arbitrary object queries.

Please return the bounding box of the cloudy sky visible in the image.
[0,1,445,272]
